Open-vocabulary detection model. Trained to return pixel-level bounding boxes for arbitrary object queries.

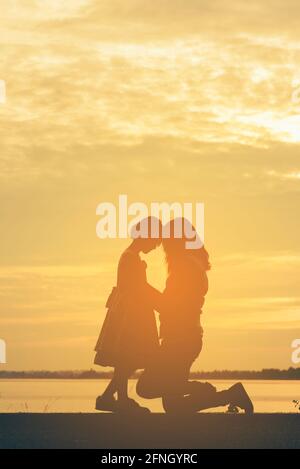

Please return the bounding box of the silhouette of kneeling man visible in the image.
[137,218,254,414]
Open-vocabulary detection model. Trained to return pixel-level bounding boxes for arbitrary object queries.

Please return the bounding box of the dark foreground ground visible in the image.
[0,413,299,449]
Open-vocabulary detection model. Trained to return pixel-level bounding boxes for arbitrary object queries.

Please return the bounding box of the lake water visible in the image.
[0,379,299,413]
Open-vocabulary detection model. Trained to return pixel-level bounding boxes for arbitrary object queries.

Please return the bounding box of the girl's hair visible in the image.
[162,218,211,273]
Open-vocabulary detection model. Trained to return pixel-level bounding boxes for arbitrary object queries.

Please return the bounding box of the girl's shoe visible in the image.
[116,398,151,414]
[95,394,117,412]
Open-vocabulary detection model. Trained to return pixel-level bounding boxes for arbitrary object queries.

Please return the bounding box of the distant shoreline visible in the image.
[0,368,299,380]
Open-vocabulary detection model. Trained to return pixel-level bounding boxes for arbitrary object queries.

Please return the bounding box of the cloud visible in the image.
[21,335,95,349]
[217,252,300,267]
[266,170,300,181]
[2,0,300,176]
[206,295,300,330]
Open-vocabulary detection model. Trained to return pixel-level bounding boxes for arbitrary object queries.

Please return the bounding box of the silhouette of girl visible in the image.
[137,218,253,414]
[94,216,161,413]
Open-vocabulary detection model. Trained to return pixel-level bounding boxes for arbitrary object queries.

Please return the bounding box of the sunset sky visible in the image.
[0,0,299,371]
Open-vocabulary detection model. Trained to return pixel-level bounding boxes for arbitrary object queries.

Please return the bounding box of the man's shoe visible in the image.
[228,383,254,414]
[95,394,117,412]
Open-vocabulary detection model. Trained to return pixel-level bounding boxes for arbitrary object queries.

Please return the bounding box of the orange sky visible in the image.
[0,0,299,371]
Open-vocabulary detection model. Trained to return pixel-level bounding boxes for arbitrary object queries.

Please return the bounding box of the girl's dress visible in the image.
[94,248,159,369]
